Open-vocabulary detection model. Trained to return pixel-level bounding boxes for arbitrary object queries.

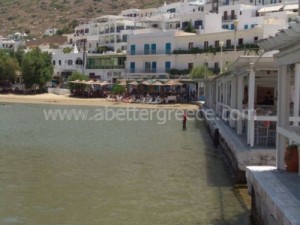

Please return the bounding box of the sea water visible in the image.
[0,103,253,225]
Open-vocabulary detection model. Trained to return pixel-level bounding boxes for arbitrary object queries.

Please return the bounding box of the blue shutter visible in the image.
[165,61,171,72]
[130,62,135,73]
[151,44,156,54]
[144,44,150,55]
[166,43,171,54]
[130,45,135,55]
[152,62,157,73]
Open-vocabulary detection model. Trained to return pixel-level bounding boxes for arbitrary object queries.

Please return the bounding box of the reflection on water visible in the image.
[0,104,253,225]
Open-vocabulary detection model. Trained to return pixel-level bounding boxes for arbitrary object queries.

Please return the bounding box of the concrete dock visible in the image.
[246,166,300,225]
[204,112,276,183]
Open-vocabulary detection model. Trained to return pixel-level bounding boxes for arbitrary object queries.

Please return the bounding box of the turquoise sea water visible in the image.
[0,103,252,225]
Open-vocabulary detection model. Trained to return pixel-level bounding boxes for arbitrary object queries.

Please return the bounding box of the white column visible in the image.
[237,76,243,135]
[277,65,290,170]
[224,81,227,104]
[293,63,300,126]
[247,63,255,147]
[230,77,237,128]
[114,21,117,52]
[216,82,219,113]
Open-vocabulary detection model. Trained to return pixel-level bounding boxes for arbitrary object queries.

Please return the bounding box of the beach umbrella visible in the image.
[69,79,81,84]
[87,80,96,85]
[152,80,163,86]
[164,80,183,86]
[128,80,139,85]
[141,80,151,85]
[94,80,102,86]
[100,81,112,86]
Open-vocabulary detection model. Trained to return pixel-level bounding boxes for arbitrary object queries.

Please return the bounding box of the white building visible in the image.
[51,0,298,81]
[44,28,58,36]
[71,15,147,53]
[0,37,21,52]
[245,16,300,225]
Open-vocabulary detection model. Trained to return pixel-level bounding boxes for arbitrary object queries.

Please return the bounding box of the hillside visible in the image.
[0,0,175,37]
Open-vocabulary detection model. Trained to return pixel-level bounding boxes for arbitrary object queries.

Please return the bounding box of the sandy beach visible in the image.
[0,93,199,110]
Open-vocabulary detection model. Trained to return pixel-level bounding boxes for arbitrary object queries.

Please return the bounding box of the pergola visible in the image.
[259,16,300,174]
[207,54,278,147]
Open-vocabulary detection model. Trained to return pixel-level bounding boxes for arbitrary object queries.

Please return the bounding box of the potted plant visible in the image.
[284,144,299,172]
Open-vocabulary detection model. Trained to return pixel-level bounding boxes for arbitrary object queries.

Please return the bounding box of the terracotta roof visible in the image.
[26,36,68,48]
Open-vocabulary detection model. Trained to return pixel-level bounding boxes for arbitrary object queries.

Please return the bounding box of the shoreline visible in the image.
[0,93,199,110]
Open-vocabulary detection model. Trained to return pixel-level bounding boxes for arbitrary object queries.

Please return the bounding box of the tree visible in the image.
[111,84,125,95]
[21,48,53,90]
[184,20,196,33]
[189,65,213,79]
[68,71,88,90]
[68,71,88,82]
[63,47,72,53]
[0,50,19,82]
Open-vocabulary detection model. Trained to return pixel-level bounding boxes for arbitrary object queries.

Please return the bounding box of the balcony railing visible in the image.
[222,15,237,21]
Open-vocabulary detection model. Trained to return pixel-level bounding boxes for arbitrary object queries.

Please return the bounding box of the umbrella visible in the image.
[69,79,81,84]
[128,80,139,85]
[141,80,151,85]
[86,80,96,85]
[152,80,163,86]
[164,80,183,86]
[119,81,127,86]
[100,81,112,86]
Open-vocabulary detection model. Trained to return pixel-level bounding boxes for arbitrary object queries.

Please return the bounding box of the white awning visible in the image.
[258,5,283,13]
[284,4,299,10]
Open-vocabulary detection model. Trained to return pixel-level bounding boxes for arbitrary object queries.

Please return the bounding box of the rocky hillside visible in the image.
[0,0,176,37]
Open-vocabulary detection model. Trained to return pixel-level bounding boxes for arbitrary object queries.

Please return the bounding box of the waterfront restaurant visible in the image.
[205,53,279,148]
[246,16,300,225]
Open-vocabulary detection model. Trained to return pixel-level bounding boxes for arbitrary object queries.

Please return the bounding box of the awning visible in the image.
[258,5,283,13]
[284,4,299,10]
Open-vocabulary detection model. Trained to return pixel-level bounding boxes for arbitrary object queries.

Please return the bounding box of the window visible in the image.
[123,35,128,42]
[238,38,243,45]
[231,24,234,30]
[151,44,156,54]
[182,21,189,29]
[152,62,157,73]
[167,8,176,13]
[130,45,136,55]
[214,62,219,70]
[144,44,150,55]
[188,42,194,50]
[53,60,56,65]
[75,58,83,65]
[215,41,220,48]
[130,62,135,73]
[226,39,231,48]
[67,60,73,65]
[194,20,203,29]
[58,60,61,66]
[254,36,258,42]
[145,62,151,72]
[165,42,171,54]
[165,61,171,72]
[244,24,248,29]
[231,10,235,19]
[204,41,209,48]
[85,28,89,33]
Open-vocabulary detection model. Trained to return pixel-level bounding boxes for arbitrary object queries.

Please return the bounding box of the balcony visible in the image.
[222,15,237,21]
